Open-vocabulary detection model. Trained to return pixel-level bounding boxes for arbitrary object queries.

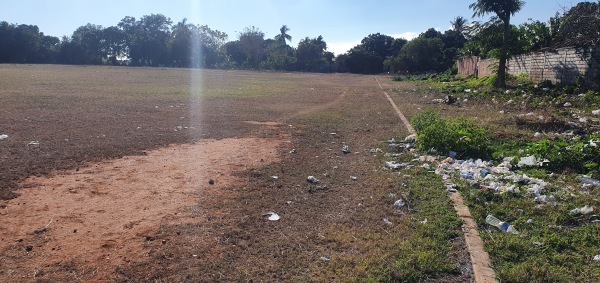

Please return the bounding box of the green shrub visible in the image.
[411,111,490,158]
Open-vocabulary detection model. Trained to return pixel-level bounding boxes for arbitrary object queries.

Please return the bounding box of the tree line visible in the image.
[0,1,598,76]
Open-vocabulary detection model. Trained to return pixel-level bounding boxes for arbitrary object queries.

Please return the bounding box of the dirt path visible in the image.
[0,136,284,282]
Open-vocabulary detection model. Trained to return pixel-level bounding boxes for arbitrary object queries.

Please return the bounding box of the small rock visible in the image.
[208,179,215,185]
[25,246,33,252]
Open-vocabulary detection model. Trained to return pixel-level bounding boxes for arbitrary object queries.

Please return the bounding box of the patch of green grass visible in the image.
[411,110,491,159]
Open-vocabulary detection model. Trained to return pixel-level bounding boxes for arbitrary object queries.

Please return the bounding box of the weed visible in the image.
[411,110,490,159]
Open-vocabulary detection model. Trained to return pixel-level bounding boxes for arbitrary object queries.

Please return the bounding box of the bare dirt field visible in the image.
[0,65,471,282]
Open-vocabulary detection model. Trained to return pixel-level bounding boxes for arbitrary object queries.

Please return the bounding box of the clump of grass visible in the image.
[411,110,491,159]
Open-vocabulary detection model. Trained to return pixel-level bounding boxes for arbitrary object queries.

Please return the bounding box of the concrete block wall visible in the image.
[457,45,599,84]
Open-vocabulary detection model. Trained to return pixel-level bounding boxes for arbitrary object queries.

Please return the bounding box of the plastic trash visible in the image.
[383,218,392,225]
[350,176,358,181]
[592,109,600,116]
[526,219,534,224]
[594,255,600,262]
[307,176,319,184]
[28,141,40,146]
[385,161,408,170]
[264,212,280,221]
[480,169,492,177]
[0,134,7,140]
[569,205,594,216]
[485,215,518,234]
[341,145,350,154]
[320,256,331,262]
[393,199,405,208]
[404,134,416,142]
[579,176,600,186]
[518,155,537,167]
[460,173,474,179]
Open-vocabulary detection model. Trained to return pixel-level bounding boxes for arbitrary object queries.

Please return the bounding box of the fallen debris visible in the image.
[264,212,280,221]
[0,134,7,140]
[307,176,319,184]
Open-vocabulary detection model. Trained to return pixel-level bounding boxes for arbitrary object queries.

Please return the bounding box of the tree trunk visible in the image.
[496,16,510,89]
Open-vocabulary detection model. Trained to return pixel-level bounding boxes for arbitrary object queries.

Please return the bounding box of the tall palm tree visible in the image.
[274,25,292,45]
[450,16,468,34]
[470,0,525,88]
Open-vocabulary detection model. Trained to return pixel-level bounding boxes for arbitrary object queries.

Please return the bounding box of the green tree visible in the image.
[470,0,525,88]
[451,16,469,34]
[238,26,265,69]
[518,19,551,52]
[462,20,524,58]
[274,25,292,46]
[554,1,600,47]
[296,35,327,71]
[390,36,445,73]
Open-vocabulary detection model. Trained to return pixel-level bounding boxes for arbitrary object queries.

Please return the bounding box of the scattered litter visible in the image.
[320,256,331,262]
[594,255,600,262]
[526,219,534,224]
[534,132,541,138]
[350,176,358,181]
[393,199,406,208]
[264,212,280,221]
[563,102,572,107]
[383,218,393,225]
[404,134,417,143]
[28,141,39,146]
[569,205,594,216]
[532,242,543,247]
[517,155,548,167]
[270,176,279,180]
[420,218,428,224]
[592,109,600,116]
[307,176,319,184]
[0,134,7,140]
[485,214,518,234]
[289,149,297,154]
[385,161,409,170]
[579,176,600,186]
[341,144,350,154]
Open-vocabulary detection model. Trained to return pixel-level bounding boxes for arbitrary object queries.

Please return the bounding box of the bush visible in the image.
[411,111,490,158]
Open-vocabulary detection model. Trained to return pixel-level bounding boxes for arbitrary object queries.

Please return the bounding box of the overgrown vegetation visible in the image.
[406,72,600,282]
[411,110,491,159]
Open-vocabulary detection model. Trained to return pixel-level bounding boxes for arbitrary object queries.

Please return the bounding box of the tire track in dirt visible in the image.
[375,76,497,283]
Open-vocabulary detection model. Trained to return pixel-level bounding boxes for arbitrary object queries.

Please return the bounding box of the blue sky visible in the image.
[0,0,590,55]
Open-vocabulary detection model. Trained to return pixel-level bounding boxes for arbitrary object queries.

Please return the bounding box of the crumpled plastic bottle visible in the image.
[486,214,518,234]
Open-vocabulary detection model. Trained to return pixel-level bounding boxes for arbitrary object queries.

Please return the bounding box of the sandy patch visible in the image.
[0,137,283,281]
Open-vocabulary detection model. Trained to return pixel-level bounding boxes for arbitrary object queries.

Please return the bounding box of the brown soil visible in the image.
[0,66,473,282]
[0,136,284,282]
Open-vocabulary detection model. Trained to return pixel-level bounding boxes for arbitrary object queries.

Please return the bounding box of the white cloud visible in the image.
[327,40,361,56]
[392,32,418,41]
